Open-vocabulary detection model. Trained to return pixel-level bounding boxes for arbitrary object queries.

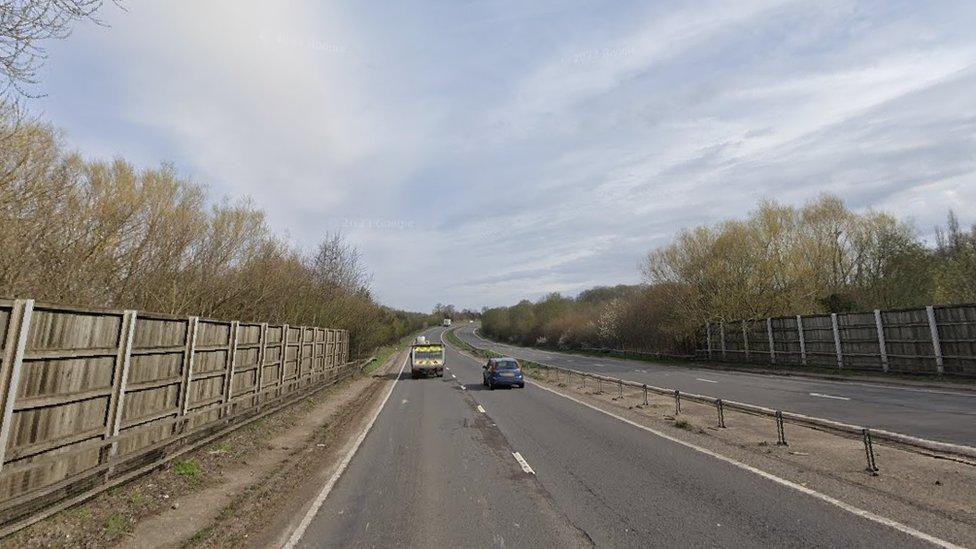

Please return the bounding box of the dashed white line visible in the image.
[512,452,535,474]
[809,392,851,401]
[477,405,486,413]
[452,374,457,379]
[696,378,718,384]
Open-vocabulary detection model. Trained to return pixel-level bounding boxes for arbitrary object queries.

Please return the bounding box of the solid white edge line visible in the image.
[283,354,409,548]
[512,451,535,474]
[525,379,960,549]
[696,378,718,383]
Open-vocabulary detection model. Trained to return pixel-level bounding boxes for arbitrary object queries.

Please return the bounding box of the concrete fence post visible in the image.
[796,315,807,366]
[257,323,268,404]
[720,321,726,360]
[926,306,944,375]
[874,310,888,373]
[280,324,289,395]
[105,310,137,468]
[0,299,34,473]
[766,317,776,364]
[178,316,199,416]
[223,321,239,416]
[831,313,843,369]
[742,321,750,360]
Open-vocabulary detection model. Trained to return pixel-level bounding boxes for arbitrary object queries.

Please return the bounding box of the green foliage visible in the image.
[173,459,202,479]
[104,512,126,538]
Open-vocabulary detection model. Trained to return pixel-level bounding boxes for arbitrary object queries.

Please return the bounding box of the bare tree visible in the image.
[1,0,114,99]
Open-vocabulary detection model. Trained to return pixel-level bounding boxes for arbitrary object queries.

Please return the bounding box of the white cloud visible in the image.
[35,0,976,311]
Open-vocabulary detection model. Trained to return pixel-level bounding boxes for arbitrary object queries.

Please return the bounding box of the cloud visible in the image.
[35,0,976,311]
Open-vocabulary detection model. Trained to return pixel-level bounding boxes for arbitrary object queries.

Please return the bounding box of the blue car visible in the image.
[482,357,525,389]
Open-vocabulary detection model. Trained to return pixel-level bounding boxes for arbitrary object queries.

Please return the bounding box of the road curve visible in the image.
[455,323,976,446]
[293,326,928,548]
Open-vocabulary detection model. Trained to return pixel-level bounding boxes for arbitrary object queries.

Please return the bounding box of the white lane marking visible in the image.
[512,452,535,474]
[696,378,718,384]
[526,381,959,549]
[809,392,851,401]
[284,355,408,548]
[452,374,457,379]
[477,405,486,414]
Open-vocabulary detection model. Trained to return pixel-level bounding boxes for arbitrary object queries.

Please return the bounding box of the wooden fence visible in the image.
[0,297,350,531]
[696,303,976,377]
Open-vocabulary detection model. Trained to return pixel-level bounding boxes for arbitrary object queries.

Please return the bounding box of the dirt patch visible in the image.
[521,367,976,547]
[6,353,405,549]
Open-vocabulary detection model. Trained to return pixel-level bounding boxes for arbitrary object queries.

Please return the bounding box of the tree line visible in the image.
[0,101,433,356]
[481,195,975,353]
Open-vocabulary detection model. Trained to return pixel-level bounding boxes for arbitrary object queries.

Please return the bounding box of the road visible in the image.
[293,326,931,548]
[454,323,976,446]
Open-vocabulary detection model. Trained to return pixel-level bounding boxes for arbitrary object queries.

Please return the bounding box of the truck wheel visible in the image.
[411,370,419,379]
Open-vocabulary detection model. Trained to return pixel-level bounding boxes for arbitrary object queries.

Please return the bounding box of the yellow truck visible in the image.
[411,336,445,379]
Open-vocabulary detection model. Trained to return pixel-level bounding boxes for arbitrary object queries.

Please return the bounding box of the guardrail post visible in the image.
[873,310,888,372]
[796,315,807,366]
[716,399,726,428]
[674,390,681,415]
[775,411,787,446]
[831,313,843,369]
[618,379,623,399]
[105,310,137,471]
[643,384,648,406]
[719,321,726,360]
[0,299,34,474]
[178,316,199,417]
[706,322,712,358]
[766,318,775,364]
[862,428,879,475]
[926,306,944,375]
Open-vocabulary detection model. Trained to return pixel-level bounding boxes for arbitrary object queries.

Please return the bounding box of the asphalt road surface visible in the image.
[294,326,932,548]
[454,323,976,447]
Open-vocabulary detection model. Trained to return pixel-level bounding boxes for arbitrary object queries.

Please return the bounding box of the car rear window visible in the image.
[495,360,519,370]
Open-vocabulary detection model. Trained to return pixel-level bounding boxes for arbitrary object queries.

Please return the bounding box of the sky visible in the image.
[30,0,976,312]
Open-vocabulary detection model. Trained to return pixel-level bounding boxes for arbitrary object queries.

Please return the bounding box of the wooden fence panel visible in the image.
[800,314,834,367]
[0,305,122,500]
[115,313,188,462]
[935,305,976,376]
[837,312,884,371]
[882,308,937,374]
[769,316,802,365]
